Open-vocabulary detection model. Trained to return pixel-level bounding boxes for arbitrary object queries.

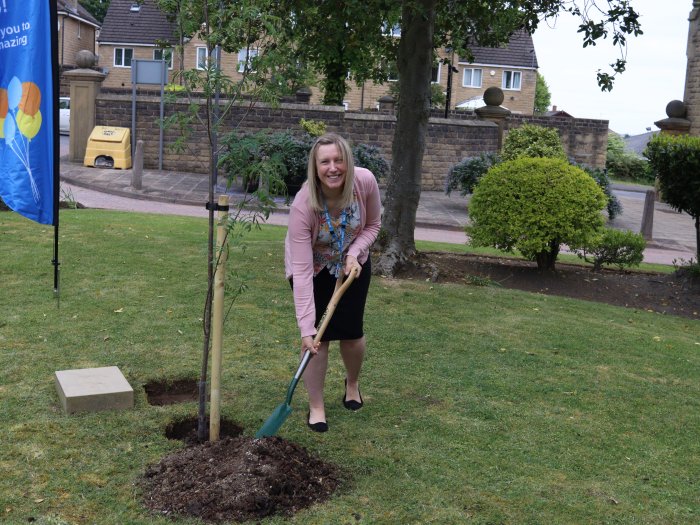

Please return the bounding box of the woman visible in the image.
[284,133,382,432]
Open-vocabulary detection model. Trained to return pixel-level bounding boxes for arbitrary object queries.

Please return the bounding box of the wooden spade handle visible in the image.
[312,266,358,344]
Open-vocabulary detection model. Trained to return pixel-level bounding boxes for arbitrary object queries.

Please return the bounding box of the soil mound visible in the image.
[141,436,343,523]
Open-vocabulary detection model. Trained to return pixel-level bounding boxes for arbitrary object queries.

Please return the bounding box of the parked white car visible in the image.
[59,97,70,135]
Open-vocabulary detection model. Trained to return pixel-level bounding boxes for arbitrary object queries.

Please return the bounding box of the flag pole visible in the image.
[49,0,61,298]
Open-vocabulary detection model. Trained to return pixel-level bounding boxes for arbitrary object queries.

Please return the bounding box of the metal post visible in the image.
[640,189,656,240]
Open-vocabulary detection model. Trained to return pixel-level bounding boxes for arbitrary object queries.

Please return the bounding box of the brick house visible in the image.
[57,0,100,71]
[97,0,537,114]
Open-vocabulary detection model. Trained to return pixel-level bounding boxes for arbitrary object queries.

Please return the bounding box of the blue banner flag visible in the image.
[0,0,56,225]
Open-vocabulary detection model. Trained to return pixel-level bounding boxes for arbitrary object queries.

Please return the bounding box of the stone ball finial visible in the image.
[665,100,686,119]
[483,87,504,107]
[75,50,97,69]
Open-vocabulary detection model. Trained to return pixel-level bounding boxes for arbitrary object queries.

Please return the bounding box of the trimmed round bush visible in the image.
[501,124,566,162]
[467,157,607,271]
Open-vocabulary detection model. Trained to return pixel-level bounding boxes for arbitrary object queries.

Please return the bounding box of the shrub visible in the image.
[672,258,700,282]
[219,130,386,194]
[645,133,700,260]
[467,157,607,271]
[576,228,646,272]
[445,153,500,196]
[352,143,390,181]
[299,118,326,137]
[501,124,566,162]
[218,131,292,195]
[261,131,313,193]
[572,163,623,220]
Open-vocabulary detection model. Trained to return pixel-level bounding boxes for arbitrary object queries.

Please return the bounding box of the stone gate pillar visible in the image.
[684,0,700,134]
[62,51,106,162]
[475,87,511,149]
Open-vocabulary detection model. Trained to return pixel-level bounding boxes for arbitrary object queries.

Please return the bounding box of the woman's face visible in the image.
[315,143,346,196]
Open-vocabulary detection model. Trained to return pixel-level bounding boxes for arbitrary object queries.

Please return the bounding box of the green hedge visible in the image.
[645,133,700,260]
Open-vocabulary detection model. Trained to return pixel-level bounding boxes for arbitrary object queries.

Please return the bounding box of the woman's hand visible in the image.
[301,335,319,355]
[344,255,361,277]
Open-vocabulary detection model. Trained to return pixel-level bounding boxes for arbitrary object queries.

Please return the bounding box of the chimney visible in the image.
[552,105,557,111]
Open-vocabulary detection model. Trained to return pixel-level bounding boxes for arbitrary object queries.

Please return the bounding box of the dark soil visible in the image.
[145,378,199,406]
[141,436,343,523]
[395,251,700,320]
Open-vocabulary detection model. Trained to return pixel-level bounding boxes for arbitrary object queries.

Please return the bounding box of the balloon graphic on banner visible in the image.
[17,109,42,140]
[17,82,42,140]
[0,88,8,139]
[7,76,22,110]
[1,76,43,202]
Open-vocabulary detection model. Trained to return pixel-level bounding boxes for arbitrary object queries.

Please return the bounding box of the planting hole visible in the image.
[144,378,198,406]
[165,415,244,444]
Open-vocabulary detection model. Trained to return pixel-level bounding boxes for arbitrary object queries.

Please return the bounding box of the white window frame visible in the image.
[502,70,521,90]
[196,47,208,70]
[237,48,259,73]
[153,48,173,70]
[114,47,133,68]
[462,68,482,88]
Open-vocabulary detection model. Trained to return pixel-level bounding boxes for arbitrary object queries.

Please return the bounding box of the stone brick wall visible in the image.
[94,93,607,190]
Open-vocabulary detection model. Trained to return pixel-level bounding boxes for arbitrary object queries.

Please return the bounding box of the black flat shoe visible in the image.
[307,411,328,433]
[343,379,364,411]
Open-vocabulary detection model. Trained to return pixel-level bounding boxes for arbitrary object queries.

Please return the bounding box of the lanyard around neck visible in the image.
[322,201,347,275]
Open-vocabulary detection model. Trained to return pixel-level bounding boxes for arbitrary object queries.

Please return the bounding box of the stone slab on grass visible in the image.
[55,366,134,414]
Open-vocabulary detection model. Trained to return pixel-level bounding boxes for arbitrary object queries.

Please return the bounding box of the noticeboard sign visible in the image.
[131,60,167,85]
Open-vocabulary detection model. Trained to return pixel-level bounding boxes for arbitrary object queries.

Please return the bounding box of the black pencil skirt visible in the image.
[291,258,372,342]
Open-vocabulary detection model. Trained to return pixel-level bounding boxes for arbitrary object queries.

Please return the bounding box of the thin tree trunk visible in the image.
[375,0,436,276]
[535,241,560,272]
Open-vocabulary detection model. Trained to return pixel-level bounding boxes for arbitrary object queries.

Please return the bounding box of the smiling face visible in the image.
[315,143,346,198]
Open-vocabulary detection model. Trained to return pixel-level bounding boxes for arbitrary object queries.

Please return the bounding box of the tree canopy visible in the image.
[151,0,645,276]
[79,0,110,24]
[534,72,552,114]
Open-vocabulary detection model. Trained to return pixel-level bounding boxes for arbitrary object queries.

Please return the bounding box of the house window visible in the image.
[431,63,441,84]
[462,68,482,88]
[237,48,258,73]
[196,47,208,70]
[154,49,173,69]
[387,61,399,82]
[502,70,521,90]
[114,47,133,67]
[387,61,439,83]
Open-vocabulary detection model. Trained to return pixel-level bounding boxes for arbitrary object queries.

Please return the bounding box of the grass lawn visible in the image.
[1,209,698,525]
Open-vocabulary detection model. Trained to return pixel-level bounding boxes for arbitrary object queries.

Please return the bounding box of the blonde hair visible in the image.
[306,133,355,211]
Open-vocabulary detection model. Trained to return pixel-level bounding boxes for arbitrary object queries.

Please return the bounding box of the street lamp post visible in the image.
[444,48,458,118]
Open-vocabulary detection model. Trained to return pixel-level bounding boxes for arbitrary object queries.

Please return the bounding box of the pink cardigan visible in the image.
[284,167,382,337]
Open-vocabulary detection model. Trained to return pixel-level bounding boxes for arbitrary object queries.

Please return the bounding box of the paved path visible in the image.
[60,137,696,265]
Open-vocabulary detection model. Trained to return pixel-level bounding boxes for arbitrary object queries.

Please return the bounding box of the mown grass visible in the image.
[1,209,698,525]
